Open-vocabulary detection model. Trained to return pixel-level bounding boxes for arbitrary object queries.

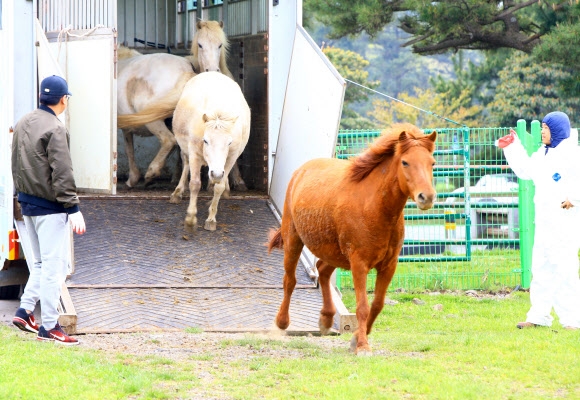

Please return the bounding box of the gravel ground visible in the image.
[78,329,346,361]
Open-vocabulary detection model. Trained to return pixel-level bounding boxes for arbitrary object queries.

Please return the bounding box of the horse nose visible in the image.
[210,169,224,181]
[416,192,436,210]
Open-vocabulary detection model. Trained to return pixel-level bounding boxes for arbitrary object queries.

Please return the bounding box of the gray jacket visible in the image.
[12,107,79,210]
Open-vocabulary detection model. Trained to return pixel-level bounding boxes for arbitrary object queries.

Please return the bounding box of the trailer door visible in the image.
[38,2,117,194]
[269,25,345,212]
[269,25,345,276]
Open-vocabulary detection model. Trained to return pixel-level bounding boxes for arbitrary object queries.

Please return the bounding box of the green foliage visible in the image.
[307,0,580,121]
[306,0,572,55]
[322,46,379,104]
[305,0,402,39]
[322,46,380,129]
[533,7,580,98]
[370,86,483,128]
[488,52,580,126]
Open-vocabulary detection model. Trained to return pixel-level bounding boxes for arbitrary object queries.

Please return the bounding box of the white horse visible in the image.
[117,20,246,189]
[170,72,251,231]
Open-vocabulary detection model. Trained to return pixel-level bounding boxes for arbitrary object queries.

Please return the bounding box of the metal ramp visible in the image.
[64,196,352,334]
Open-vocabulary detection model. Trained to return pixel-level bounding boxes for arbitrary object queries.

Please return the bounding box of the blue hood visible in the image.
[543,111,570,152]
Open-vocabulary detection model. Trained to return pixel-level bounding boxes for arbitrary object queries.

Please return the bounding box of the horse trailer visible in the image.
[0,1,355,333]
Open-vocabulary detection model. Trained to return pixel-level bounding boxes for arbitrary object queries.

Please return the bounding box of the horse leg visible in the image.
[228,161,247,191]
[184,154,203,232]
[275,222,304,331]
[123,129,141,188]
[316,260,337,335]
[143,121,177,186]
[204,177,226,231]
[366,265,396,336]
[170,150,189,204]
[348,258,372,356]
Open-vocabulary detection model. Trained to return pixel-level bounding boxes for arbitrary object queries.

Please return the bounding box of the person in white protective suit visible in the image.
[496,111,580,330]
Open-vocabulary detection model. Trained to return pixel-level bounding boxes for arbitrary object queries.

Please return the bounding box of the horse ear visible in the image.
[426,130,437,142]
[398,131,408,142]
[203,114,209,123]
[197,20,203,30]
[219,21,224,28]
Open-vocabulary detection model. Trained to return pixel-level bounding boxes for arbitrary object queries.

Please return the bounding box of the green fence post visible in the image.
[516,119,541,289]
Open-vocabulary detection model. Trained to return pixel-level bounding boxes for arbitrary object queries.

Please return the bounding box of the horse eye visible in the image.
[203,139,208,144]
[219,44,223,49]
[198,43,203,49]
[402,160,409,167]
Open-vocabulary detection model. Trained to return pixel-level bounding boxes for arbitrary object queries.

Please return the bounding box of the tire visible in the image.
[0,285,21,300]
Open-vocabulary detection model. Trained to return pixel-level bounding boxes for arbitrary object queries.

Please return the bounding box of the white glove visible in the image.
[69,211,86,235]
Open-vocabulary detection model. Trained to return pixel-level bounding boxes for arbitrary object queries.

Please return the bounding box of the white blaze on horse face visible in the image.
[197,36,223,73]
[203,132,232,183]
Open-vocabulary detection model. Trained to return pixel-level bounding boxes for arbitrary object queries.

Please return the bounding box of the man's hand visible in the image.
[495,129,517,149]
[69,211,86,234]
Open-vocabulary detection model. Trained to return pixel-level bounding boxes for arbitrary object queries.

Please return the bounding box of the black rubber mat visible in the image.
[69,287,322,333]
[71,198,313,286]
[69,197,322,333]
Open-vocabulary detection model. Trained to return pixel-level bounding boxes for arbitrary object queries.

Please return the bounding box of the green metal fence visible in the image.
[334,125,526,292]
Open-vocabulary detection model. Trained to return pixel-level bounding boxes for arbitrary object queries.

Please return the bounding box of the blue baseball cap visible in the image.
[39,75,72,105]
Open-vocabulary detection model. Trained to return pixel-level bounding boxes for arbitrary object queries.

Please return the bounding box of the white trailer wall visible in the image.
[0,0,16,262]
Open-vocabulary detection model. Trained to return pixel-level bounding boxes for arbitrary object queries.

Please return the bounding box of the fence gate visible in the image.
[39,0,117,194]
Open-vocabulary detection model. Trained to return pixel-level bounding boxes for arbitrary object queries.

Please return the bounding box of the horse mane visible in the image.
[203,111,238,131]
[349,123,435,183]
[118,45,142,60]
[190,20,232,78]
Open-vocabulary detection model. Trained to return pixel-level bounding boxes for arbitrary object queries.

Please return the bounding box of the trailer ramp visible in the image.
[65,197,351,334]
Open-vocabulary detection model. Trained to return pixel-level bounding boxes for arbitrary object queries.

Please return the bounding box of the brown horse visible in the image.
[268,123,437,355]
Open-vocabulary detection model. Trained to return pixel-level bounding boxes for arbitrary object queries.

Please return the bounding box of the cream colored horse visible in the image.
[117,20,240,188]
[171,72,251,231]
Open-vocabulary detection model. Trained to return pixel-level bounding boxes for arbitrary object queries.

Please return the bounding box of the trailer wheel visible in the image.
[0,285,21,300]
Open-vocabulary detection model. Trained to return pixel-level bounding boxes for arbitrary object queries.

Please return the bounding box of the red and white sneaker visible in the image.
[13,308,40,334]
[37,323,79,346]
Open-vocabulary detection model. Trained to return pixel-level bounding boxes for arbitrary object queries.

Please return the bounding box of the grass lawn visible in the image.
[1,291,579,399]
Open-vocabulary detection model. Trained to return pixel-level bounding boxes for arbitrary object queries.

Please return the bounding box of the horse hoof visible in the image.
[275,315,290,330]
[319,325,332,336]
[169,195,181,204]
[126,179,138,189]
[204,220,217,231]
[356,348,373,357]
[234,182,248,192]
[184,217,197,232]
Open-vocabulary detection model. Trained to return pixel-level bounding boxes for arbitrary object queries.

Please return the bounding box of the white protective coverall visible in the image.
[503,130,580,328]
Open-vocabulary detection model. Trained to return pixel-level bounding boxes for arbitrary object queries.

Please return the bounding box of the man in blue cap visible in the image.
[11,75,86,345]
[496,111,580,331]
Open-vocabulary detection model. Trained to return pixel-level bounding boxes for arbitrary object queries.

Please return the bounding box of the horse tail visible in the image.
[267,228,283,253]
[117,72,195,129]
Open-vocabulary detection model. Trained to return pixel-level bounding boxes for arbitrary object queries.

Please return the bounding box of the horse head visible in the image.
[192,20,229,74]
[202,112,239,184]
[396,129,437,210]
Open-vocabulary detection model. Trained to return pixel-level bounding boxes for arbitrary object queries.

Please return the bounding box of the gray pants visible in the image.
[20,214,70,330]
